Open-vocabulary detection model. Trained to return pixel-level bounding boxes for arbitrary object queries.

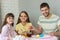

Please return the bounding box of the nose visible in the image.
[42,10,46,14]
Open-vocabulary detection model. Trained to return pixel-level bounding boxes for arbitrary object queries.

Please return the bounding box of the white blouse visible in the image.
[0,24,16,40]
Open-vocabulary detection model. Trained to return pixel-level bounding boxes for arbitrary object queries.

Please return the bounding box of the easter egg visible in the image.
[36,35,40,38]
[40,34,44,38]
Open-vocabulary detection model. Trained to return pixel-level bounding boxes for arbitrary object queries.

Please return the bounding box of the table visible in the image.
[13,35,58,40]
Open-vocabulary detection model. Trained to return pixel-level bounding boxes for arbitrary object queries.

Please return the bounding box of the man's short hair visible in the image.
[40,3,50,9]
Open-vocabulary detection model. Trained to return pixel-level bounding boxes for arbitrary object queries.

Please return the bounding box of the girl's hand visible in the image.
[7,37,10,40]
[7,38,11,40]
[29,26,35,31]
[15,30,20,35]
[7,35,12,40]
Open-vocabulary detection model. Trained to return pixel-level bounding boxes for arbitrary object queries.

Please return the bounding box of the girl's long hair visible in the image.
[2,13,14,27]
[17,11,30,24]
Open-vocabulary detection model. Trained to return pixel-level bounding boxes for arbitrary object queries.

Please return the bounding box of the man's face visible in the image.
[40,7,50,17]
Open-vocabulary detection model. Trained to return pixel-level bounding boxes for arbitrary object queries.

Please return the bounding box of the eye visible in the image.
[45,9,47,10]
[24,16,27,17]
[8,17,13,19]
[41,10,44,12]
[20,16,27,17]
[20,16,23,17]
[9,17,11,19]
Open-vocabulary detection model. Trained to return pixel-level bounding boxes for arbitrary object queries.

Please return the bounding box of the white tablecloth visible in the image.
[13,35,58,40]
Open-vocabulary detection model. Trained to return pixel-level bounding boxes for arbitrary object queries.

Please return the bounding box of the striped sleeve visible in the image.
[57,19,60,26]
[37,17,41,25]
[56,16,60,26]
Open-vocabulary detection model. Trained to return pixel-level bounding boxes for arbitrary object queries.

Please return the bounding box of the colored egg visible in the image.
[40,34,44,38]
[36,34,40,38]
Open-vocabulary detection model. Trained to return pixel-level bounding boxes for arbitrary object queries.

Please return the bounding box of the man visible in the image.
[37,3,60,36]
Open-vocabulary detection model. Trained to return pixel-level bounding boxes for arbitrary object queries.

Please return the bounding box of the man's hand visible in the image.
[49,32,55,36]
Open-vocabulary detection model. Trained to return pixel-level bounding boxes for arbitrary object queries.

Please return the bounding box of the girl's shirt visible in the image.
[15,23,32,34]
[0,24,16,40]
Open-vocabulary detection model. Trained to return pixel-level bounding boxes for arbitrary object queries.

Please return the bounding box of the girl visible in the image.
[15,11,33,35]
[0,13,16,40]
[15,11,40,35]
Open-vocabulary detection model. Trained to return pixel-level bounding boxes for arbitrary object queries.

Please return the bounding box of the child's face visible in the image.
[6,17,14,25]
[20,13,28,22]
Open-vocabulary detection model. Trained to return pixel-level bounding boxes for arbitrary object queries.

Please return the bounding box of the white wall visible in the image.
[1,0,19,26]
[0,0,2,26]
[1,0,60,27]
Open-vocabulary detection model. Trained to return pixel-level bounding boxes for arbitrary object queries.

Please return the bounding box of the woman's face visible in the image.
[6,16,14,25]
[20,13,28,22]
